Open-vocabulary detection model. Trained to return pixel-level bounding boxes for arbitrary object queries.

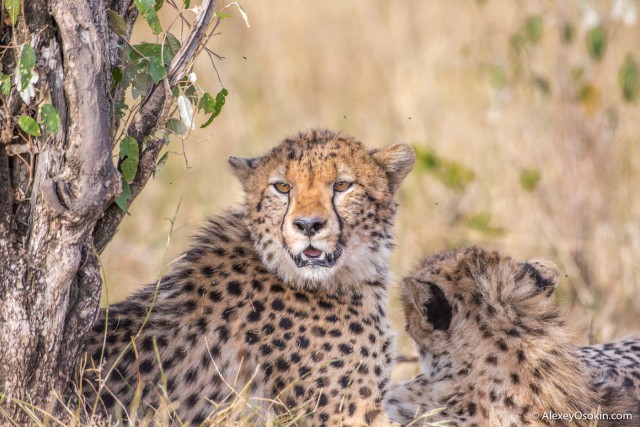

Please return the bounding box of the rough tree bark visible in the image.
[0,0,218,423]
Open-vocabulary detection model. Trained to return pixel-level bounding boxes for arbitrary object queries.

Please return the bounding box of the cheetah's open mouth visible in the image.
[292,245,343,268]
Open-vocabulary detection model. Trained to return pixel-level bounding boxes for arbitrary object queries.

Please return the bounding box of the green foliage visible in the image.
[40,104,60,133]
[18,115,40,136]
[586,25,606,61]
[414,146,475,192]
[619,54,639,103]
[165,118,188,135]
[134,0,163,35]
[524,15,543,44]
[115,177,132,213]
[200,88,228,128]
[0,74,10,96]
[520,168,541,192]
[464,212,505,236]
[19,45,36,91]
[119,136,139,183]
[107,10,127,37]
[3,0,20,25]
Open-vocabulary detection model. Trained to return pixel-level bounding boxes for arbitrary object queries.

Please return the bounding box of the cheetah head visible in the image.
[228,129,415,290]
[401,247,561,376]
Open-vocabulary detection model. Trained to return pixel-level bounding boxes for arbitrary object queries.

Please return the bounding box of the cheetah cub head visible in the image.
[229,129,415,290]
[402,246,563,377]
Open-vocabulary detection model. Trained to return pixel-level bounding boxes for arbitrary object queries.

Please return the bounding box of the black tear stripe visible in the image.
[279,190,291,251]
[331,191,344,233]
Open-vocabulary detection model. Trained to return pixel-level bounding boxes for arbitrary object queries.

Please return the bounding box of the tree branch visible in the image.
[93,0,218,253]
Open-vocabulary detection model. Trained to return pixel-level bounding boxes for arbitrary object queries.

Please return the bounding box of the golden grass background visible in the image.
[101,0,640,374]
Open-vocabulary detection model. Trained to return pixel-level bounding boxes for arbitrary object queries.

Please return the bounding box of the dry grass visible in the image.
[101,0,640,388]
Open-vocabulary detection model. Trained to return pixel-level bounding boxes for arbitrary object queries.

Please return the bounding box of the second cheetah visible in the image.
[385,247,640,426]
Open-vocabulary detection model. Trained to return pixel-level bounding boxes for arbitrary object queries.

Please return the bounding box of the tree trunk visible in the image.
[0,0,219,423]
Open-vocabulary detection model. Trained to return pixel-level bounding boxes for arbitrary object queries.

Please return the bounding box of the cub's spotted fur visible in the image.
[82,129,415,426]
[385,247,640,426]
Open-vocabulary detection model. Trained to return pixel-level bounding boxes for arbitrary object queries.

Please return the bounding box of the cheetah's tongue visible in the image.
[303,247,323,258]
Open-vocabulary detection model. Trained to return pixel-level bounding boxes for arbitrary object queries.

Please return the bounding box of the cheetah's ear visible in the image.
[519,258,560,297]
[228,156,260,184]
[370,144,416,193]
[403,278,452,332]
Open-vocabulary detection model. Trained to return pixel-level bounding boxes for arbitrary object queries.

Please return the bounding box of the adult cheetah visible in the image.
[82,129,415,426]
[384,247,640,426]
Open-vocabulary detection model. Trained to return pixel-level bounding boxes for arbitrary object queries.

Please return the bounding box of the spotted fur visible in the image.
[384,247,640,426]
[82,129,415,426]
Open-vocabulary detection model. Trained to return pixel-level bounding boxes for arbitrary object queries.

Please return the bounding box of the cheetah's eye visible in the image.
[333,181,352,192]
[273,182,291,194]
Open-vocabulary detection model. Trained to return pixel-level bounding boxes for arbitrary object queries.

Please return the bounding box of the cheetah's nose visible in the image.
[293,217,325,237]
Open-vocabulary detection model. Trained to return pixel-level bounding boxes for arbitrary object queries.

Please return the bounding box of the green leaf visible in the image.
[114,102,129,120]
[520,169,541,192]
[4,0,20,25]
[148,55,166,84]
[414,146,475,192]
[198,92,215,113]
[111,66,122,88]
[131,73,152,99]
[619,54,639,103]
[183,0,190,8]
[18,115,40,136]
[40,104,60,133]
[163,33,181,65]
[586,25,606,61]
[464,212,505,236]
[134,0,162,34]
[201,88,228,128]
[115,177,132,213]
[154,0,163,11]
[524,15,543,44]
[19,45,36,91]
[0,74,10,96]
[107,9,127,37]
[119,136,139,183]
[165,118,188,135]
[154,152,169,178]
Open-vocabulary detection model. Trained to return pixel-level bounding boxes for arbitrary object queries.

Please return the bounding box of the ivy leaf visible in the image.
[520,169,541,192]
[0,74,10,96]
[115,102,129,120]
[201,88,228,128]
[148,55,166,83]
[183,0,190,8]
[107,9,127,37]
[134,0,162,35]
[18,115,40,136]
[131,73,152,99]
[154,0,164,11]
[165,118,188,135]
[115,177,132,213]
[619,54,639,103]
[119,136,139,183]
[4,0,20,25]
[19,44,36,91]
[198,92,215,113]
[40,104,60,133]
[154,152,169,178]
[586,25,606,61]
[163,33,181,65]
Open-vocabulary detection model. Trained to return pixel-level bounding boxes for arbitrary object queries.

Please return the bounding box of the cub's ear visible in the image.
[402,277,452,332]
[370,143,416,193]
[518,258,560,297]
[228,156,260,185]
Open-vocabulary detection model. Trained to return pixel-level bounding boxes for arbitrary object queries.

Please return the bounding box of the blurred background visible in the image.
[102,0,640,377]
